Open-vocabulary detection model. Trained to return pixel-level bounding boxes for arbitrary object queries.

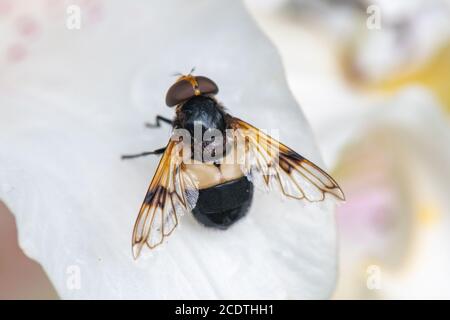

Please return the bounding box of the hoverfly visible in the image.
[123,71,345,259]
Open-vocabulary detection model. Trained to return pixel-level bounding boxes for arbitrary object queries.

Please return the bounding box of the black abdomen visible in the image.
[192,176,253,229]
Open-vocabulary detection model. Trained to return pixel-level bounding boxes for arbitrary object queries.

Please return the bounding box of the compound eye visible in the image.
[165,80,194,107]
[165,76,219,107]
[196,76,219,97]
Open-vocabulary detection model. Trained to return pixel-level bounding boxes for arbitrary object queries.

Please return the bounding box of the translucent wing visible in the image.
[132,140,198,259]
[229,116,345,202]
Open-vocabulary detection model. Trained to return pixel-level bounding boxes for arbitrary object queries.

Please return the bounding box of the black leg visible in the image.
[145,115,173,128]
[121,147,166,160]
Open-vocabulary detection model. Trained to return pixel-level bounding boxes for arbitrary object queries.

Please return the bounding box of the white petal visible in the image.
[0,1,336,299]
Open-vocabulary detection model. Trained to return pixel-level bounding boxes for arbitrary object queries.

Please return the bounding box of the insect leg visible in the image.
[121,147,166,160]
[145,115,173,128]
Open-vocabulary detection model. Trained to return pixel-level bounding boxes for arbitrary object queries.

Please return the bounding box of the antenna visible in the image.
[171,67,196,77]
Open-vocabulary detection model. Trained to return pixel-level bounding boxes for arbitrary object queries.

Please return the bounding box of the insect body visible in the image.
[123,72,344,259]
[173,93,254,230]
